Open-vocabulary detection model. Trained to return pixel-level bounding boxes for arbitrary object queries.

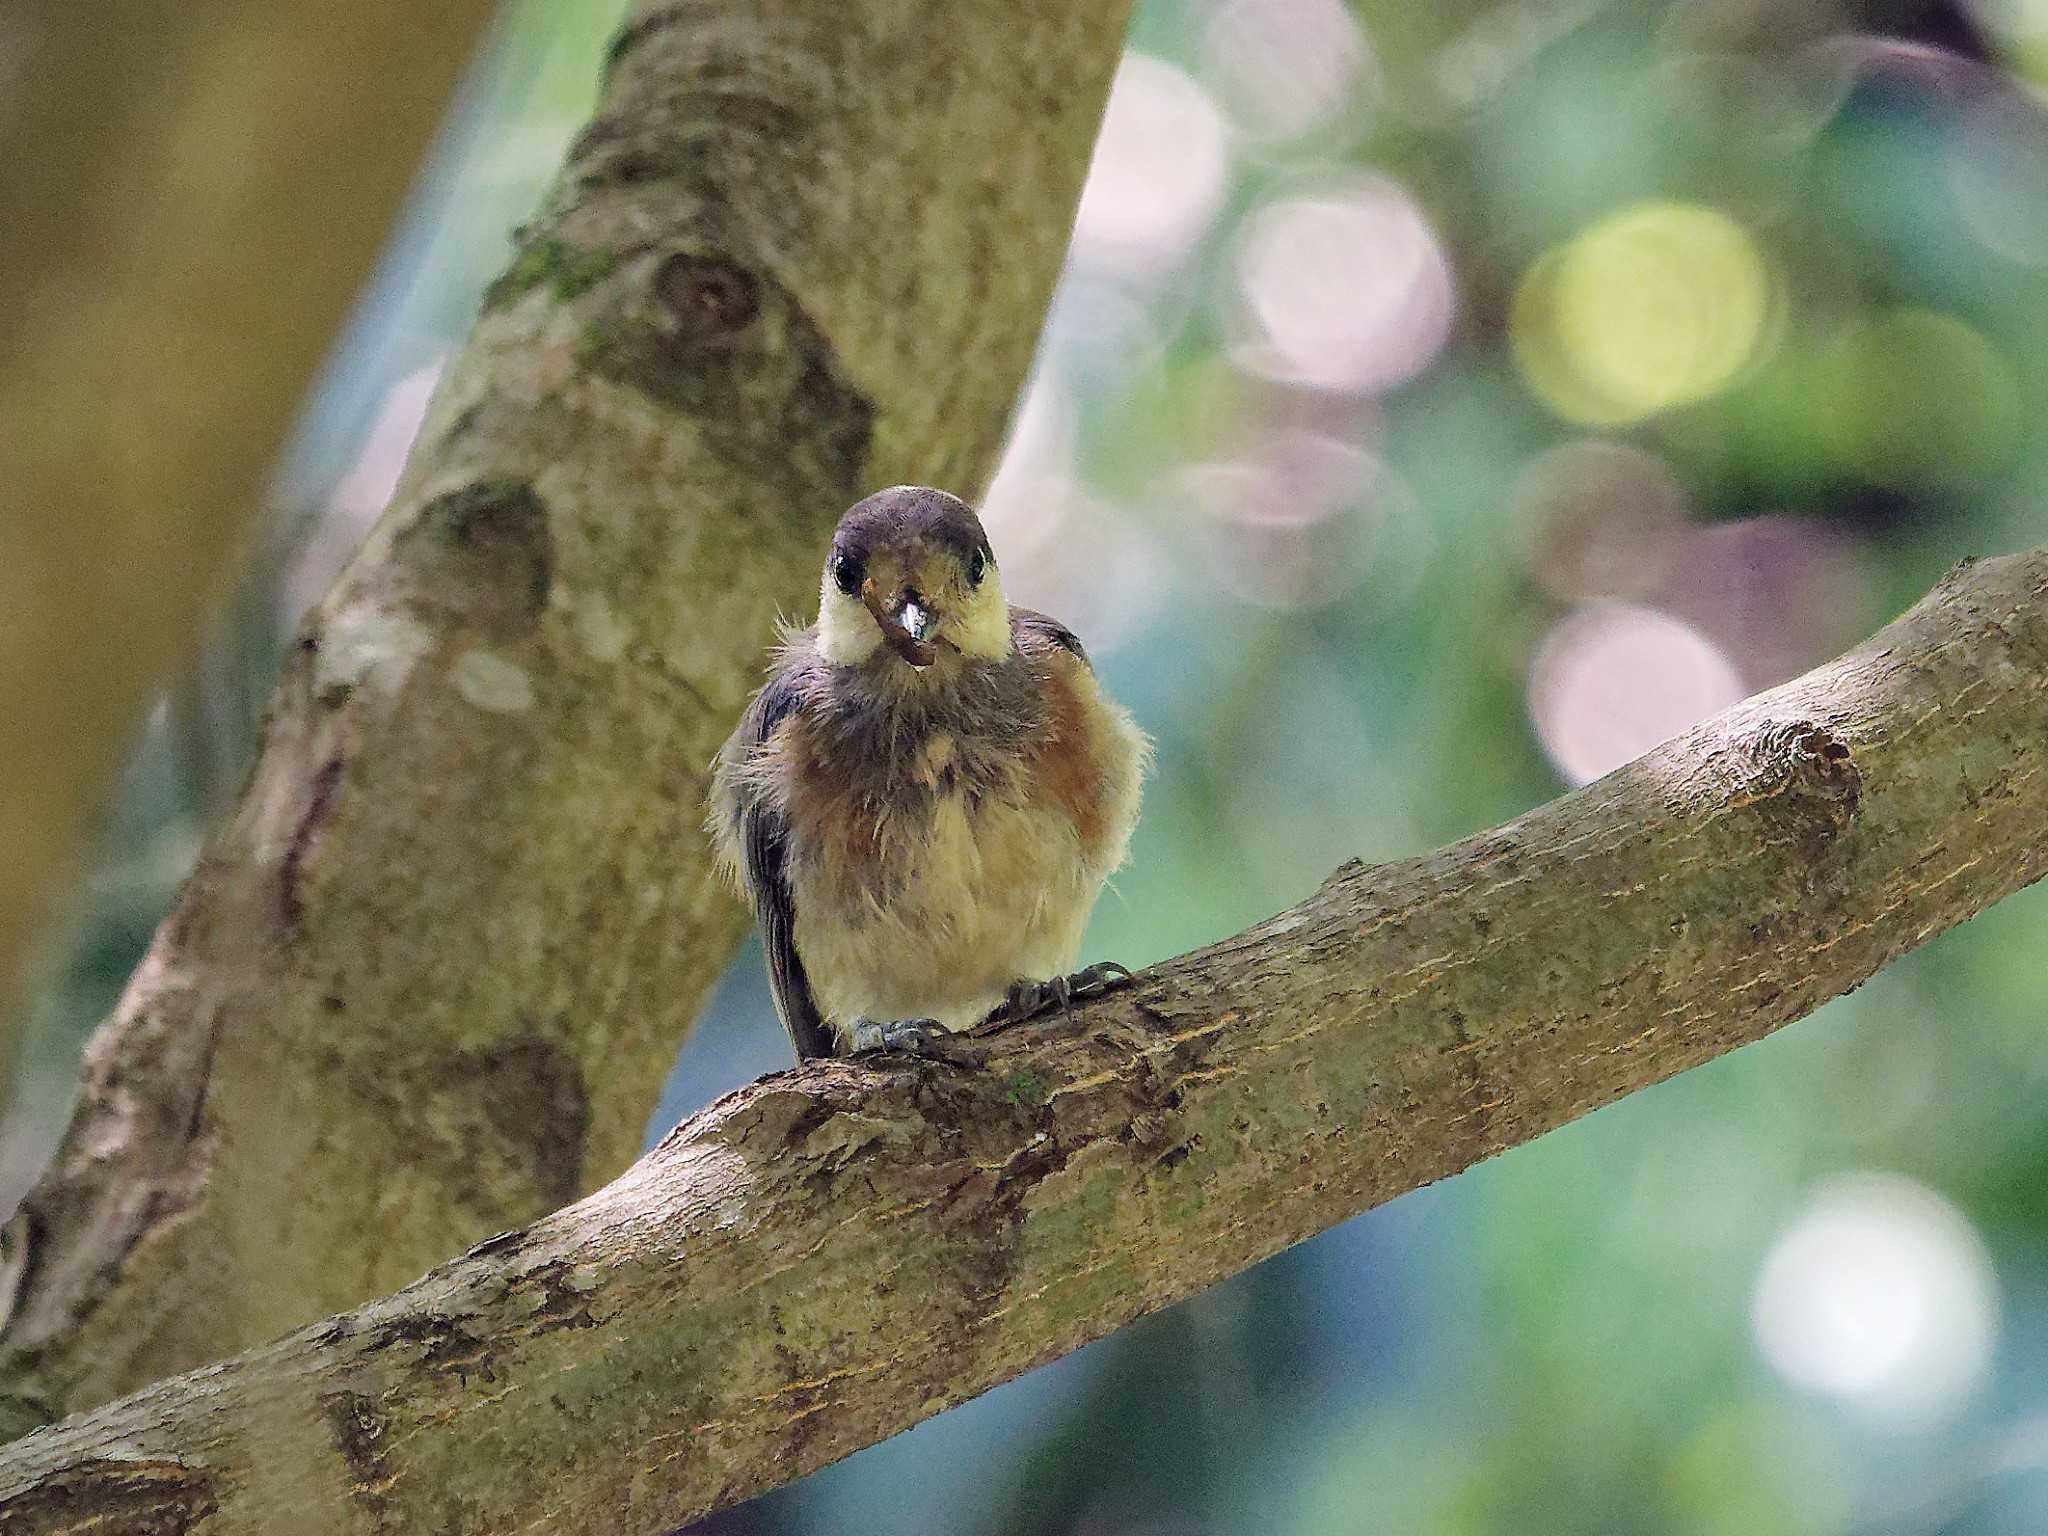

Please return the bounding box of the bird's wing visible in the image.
[1010,606,1091,668]
[717,671,833,1062]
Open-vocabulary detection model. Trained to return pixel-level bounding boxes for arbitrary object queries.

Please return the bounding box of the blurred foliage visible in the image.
[12,0,2048,1529]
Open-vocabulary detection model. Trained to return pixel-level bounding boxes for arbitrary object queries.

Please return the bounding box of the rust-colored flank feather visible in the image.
[1028,652,1111,862]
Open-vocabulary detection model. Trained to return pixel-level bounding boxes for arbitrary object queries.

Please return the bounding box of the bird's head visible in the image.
[815,486,1011,672]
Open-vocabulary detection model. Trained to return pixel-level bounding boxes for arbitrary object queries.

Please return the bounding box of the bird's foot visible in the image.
[848,1017,962,1059]
[976,962,1134,1035]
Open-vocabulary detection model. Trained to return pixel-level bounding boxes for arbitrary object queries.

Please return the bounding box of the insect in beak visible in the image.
[860,578,941,668]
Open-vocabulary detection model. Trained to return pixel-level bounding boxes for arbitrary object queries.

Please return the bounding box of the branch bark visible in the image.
[0,0,1131,1430]
[2,548,2042,1535]
[0,0,499,1086]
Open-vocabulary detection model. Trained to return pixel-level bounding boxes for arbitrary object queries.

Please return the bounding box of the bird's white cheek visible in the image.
[950,575,1013,659]
[817,591,881,665]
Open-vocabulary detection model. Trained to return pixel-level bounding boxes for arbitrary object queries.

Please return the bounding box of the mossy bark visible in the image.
[2,549,2043,1534]
[0,0,1131,1427]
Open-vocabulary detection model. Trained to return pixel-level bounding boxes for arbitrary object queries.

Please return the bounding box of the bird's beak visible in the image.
[860,579,940,668]
[898,599,936,645]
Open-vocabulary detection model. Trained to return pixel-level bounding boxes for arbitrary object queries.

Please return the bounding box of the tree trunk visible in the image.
[0,0,499,1090]
[2,547,2042,1535]
[0,0,1131,1431]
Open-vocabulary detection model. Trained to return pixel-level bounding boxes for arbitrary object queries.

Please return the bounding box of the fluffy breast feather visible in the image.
[717,616,1149,1042]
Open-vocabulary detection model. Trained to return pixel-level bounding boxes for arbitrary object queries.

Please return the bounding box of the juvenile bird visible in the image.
[711,485,1149,1060]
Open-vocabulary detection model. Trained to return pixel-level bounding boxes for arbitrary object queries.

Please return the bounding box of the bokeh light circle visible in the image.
[1752,1173,1997,1429]
[1070,53,1231,276]
[1227,177,1456,394]
[1527,603,1746,785]
[1178,433,1417,611]
[1510,439,1688,602]
[1198,0,1376,149]
[1512,200,1776,426]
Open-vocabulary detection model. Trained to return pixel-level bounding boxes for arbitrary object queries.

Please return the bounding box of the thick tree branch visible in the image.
[3,549,2042,1534]
[0,0,1131,1430]
[0,0,499,1082]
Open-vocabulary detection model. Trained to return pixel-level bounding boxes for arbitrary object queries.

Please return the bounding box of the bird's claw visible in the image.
[976,962,1134,1035]
[849,1017,963,1059]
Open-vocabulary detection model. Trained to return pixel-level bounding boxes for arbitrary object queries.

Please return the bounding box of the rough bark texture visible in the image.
[1,548,2042,1535]
[0,0,1130,1431]
[0,0,499,1085]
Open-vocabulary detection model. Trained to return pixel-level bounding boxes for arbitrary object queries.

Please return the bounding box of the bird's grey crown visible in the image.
[832,484,993,569]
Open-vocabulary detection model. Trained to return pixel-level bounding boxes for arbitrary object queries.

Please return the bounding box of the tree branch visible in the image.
[0,0,1131,1430]
[0,0,500,1084]
[3,548,2042,1534]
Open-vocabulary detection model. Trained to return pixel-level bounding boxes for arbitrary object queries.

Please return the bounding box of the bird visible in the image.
[710,485,1150,1061]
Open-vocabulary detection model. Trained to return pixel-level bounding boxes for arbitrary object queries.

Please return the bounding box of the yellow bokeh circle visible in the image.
[1512,200,1776,426]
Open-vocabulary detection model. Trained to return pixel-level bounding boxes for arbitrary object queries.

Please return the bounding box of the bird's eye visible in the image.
[968,546,987,587]
[830,552,862,596]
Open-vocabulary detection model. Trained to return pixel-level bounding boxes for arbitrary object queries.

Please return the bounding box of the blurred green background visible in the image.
[11,0,2048,1529]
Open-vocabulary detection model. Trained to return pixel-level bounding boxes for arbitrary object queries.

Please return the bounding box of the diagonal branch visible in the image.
[0,0,1132,1430]
[3,548,2042,1534]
